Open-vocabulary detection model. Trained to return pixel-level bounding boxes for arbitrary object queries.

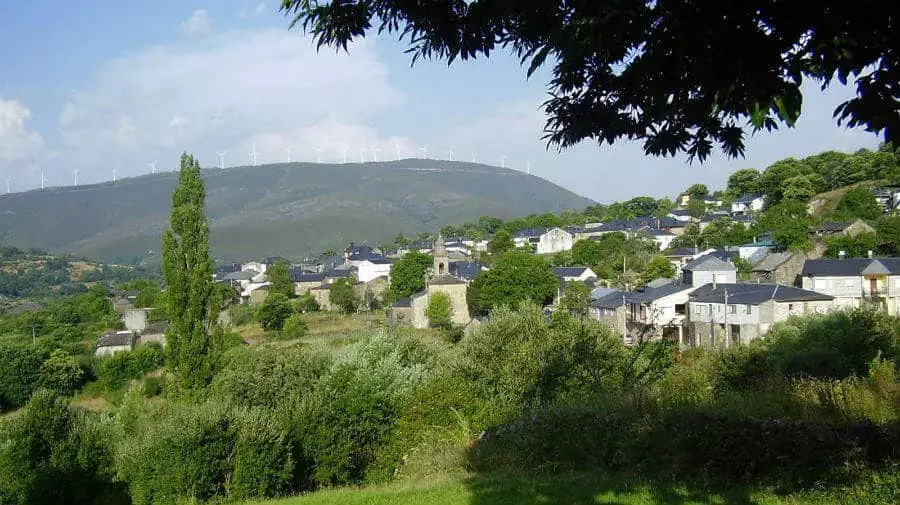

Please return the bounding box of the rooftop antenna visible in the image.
[313,146,322,163]
[395,142,402,161]
[249,143,259,166]
[148,160,157,174]
[5,177,13,194]
[358,148,366,163]
[216,151,226,169]
[447,146,454,161]
[500,154,507,168]
[72,169,80,186]
[472,153,478,163]
[370,145,380,163]
[419,144,428,159]
[285,144,292,163]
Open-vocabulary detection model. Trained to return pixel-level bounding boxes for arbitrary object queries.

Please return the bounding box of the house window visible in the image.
[788,303,794,312]
[675,304,686,315]
[745,305,752,314]
[695,305,702,315]
[729,304,737,314]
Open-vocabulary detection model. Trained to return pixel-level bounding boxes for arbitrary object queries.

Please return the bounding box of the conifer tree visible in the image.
[162,153,214,388]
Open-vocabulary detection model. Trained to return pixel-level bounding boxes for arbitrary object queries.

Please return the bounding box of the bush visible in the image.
[141,376,164,398]
[296,293,320,313]
[0,343,50,411]
[257,293,294,331]
[39,349,85,397]
[97,343,165,390]
[280,313,308,340]
[228,304,256,326]
[230,410,295,500]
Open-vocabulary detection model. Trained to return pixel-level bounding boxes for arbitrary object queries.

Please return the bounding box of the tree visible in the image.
[487,229,515,256]
[267,260,295,298]
[467,251,558,316]
[875,216,900,255]
[257,293,294,331]
[477,215,503,234]
[641,256,676,285]
[758,200,813,252]
[825,233,878,258]
[687,198,706,218]
[389,251,432,301]
[653,197,676,218]
[781,175,816,202]
[329,278,359,314]
[297,293,320,313]
[280,2,898,159]
[161,153,215,389]
[571,239,603,269]
[133,285,160,309]
[727,169,761,198]
[625,196,658,217]
[560,281,591,317]
[684,184,709,200]
[393,232,409,248]
[834,187,883,221]
[759,159,806,205]
[38,350,83,397]
[425,292,454,330]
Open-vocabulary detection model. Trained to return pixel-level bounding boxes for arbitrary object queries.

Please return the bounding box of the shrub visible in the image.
[0,343,50,411]
[228,304,256,326]
[296,293,320,313]
[230,409,295,500]
[141,376,164,398]
[39,349,85,397]
[97,343,165,390]
[211,346,330,409]
[257,293,294,331]
[281,313,308,340]
[425,292,453,329]
[329,279,359,314]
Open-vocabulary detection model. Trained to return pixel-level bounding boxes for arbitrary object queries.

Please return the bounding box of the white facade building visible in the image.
[357,258,393,283]
[800,258,900,316]
[536,227,574,255]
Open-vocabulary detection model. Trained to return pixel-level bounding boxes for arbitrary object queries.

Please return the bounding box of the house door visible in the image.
[870,277,878,294]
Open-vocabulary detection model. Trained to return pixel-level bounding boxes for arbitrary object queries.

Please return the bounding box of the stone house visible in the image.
[293,272,327,295]
[390,238,472,329]
[800,258,900,315]
[536,227,574,255]
[681,255,737,287]
[810,219,876,238]
[688,284,834,347]
[95,331,136,357]
[139,321,168,347]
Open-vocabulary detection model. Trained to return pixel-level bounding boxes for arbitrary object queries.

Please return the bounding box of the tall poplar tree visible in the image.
[162,153,214,388]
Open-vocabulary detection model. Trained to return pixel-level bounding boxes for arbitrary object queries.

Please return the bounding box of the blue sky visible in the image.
[0,1,881,202]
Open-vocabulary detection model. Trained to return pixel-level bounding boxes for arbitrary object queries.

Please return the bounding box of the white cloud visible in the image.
[181,9,212,37]
[56,29,405,180]
[0,98,44,165]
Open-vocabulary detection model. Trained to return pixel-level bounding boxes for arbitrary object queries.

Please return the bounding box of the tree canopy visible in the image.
[467,251,557,316]
[389,251,433,301]
[282,1,898,159]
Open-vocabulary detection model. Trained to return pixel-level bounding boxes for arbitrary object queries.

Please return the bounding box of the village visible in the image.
[95,182,900,357]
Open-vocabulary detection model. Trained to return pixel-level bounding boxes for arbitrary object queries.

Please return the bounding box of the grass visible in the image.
[247,472,879,505]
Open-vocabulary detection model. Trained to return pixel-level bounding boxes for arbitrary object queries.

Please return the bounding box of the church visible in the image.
[390,235,472,329]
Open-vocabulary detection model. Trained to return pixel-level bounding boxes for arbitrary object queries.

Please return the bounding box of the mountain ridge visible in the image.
[0,159,593,263]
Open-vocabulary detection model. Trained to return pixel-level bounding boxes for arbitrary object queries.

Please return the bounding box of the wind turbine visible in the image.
[358,148,366,163]
[341,145,349,163]
[447,147,454,161]
[249,144,259,166]
[5,177,13,194]
[370,145,380,163]
[285,144,292,163]
[312,147,322,163]
[472,153,478,163]
[112,166,117,182]
[394,142,402,161]
[148,161,157,174]
[526,161,532,175]
[72,169,80,186]
[500,154,507,168]
[419,145,428,159]
[216,151,226,169]
[40,171,47,190]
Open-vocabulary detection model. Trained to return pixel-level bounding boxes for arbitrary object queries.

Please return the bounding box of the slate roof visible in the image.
[812,221,854,233]
[592,290,625,309]
[215,263,242,276]
[514,227,548,239]
[392,297,412,308]
[324,269,352,278]
[646,229,675,237]
[732,193,764,203]
[362,257,392,265]
[590,287,618,299]
[144,321,169,335]
[553,266,594,278]
[690,283,833,304]
[97,331,134,347]
[626,281,694,303]
[646,277,676,289]
[449,261,486,280]
[752,252,793,272]
[669,209,692,216]
[263,256,287,265]
[667,247,698,257]
[293,272,326,283]
[222,270,257,281]
[682,254,736,272]
[345,243,373,255]
[801,258,900,276]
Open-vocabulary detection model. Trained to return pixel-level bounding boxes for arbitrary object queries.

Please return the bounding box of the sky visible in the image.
[0,1,882,202]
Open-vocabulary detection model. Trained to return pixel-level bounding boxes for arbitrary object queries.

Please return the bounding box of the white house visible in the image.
[514,227,548,248]
[646,229,676,250]
[242,261,267,274]
[681,254,737,287]
[668,209,693,222]
[731,193,765,215]
[553,266,597,283]
[800,258,900,315]
[625,280,698,344]
[688,283,834,347]
[95,331,136,357]
[357,258,393,283]
[536,227,574,254]
[738,235,775,263]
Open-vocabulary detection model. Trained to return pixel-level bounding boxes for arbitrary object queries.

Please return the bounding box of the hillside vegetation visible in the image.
[0,159,592,263]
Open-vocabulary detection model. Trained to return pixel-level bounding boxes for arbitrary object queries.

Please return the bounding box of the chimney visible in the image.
[712,274,717,290]
[868,250,873,259]
[838,250,846,259]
